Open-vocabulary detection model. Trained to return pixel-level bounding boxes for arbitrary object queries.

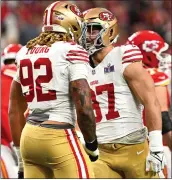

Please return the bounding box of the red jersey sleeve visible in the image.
[1,65,17,146]
[146,68,170,86]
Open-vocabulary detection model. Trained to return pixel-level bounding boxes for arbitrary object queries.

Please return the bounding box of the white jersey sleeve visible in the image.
[121,44,143,73]
[65,44,89,64]
[68,63,89,82]
[65,44,89,81]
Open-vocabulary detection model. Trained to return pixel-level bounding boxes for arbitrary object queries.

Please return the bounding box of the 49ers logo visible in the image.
[99,12,114,21]
[70,5,83,18]
[142,40,160,52]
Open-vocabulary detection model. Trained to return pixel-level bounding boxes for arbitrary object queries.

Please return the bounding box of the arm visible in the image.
[69,79,96,142]
[124,61,166,172]
[123,61,162,132]
[163,131,172,151]
[9,80,27,176]
[9,80,27,146]
[155,86,172,150]
[155,86,169,112]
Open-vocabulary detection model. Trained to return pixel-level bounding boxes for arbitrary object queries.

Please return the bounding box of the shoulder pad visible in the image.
[122,44,143,64]
[66,44,89,64]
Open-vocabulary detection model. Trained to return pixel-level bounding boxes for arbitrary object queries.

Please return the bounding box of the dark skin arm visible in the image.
[70,79,96,142]
[8,80,27,146]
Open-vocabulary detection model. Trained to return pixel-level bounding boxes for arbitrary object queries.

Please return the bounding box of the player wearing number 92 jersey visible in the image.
[9,1,98,179]
[80,8,166,178]
[14,42,89,123]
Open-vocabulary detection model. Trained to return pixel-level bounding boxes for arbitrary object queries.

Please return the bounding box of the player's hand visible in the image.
[76,131,99,162]
[10,142,18,165]
[18,171,24,179]
[146,151,166,173]
[14,146,24,178]
[85,139,99,162]
[146,130,167,173]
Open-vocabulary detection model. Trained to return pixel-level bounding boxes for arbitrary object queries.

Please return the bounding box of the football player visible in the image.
[9,1,98,178]
[127,30,172,178]
[1,44,22,178]
[79,8,166,178]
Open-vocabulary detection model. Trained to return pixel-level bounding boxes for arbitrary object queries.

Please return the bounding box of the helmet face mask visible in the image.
[158,53,171,72]
[80,8,119,55]
[80,22,106,55]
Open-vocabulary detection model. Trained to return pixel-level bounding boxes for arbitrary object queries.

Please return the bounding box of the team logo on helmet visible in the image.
[70,5,83,18]
[99,11,114,21]
[142,40,159,52]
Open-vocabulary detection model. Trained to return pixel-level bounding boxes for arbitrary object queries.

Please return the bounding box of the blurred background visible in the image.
[1,0,171,53]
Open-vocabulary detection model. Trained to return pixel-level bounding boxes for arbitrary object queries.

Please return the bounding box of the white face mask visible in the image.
[79,22,105,55]
[158,53,171,82]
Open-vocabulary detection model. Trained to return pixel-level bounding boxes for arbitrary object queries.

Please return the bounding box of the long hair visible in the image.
[26,32,71,49]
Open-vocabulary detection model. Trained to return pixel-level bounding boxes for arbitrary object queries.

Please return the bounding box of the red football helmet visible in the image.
[127,30,169,68]
[1,44,22,64]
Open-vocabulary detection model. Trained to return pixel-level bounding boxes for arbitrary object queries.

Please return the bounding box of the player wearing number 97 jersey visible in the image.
[9,1,98,179]
[80,8,166,178]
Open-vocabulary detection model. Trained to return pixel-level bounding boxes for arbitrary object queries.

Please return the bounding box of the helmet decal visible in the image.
[142,40,160,52]
[99,11,114,21]
[127,30,169,68]
[70,5,83,18]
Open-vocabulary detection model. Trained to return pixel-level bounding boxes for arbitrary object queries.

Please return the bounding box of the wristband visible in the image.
[149,130,163,152]
[85,139,99,157]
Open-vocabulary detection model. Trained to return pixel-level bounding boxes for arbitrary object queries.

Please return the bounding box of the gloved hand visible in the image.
[14,147,24,179]
[146,130,167,173]
[76,131,99,162]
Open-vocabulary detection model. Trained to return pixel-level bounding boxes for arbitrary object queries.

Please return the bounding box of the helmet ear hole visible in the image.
[110,29,113,37]
[72,25,78,32]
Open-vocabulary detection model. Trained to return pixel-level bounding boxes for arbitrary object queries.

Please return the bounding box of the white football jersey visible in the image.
[88,44,145,143]
[14,41,89,126]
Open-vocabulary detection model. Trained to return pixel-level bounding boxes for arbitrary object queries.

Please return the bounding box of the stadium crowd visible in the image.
[1,1,171,49]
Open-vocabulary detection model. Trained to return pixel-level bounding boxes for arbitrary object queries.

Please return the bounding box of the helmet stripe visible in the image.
[46,1,60,25]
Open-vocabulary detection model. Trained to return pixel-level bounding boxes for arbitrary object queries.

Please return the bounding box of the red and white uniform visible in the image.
[14,42,89,126]
[1,64,18,178]
[88,44,144,144]
[146,68,170,87]
[146,67,171,179]
[147,67,170,108]
[143,68,170,124]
